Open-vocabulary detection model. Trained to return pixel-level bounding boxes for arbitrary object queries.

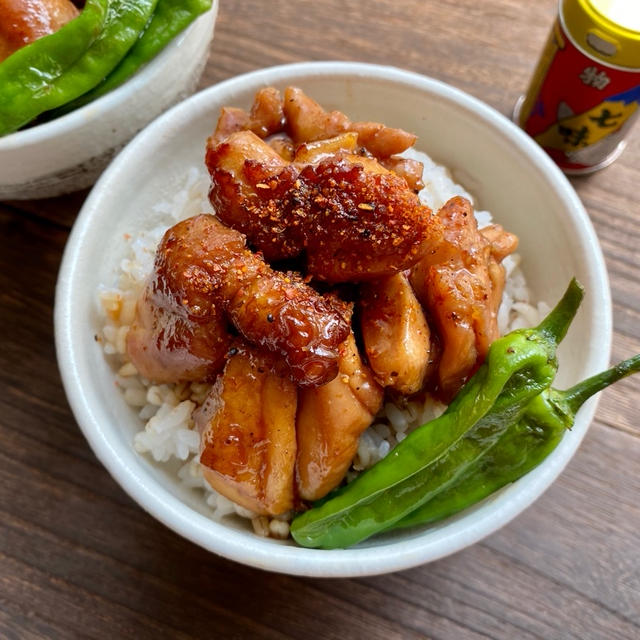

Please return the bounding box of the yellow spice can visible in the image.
[515,0,640,174]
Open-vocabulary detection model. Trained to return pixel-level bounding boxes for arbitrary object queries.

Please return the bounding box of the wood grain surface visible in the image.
[1,1,639,638]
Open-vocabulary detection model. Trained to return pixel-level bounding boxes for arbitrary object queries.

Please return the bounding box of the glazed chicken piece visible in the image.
[195,344,297,516]
[481,223,520,262]
[285,155,439,284]
[206,129,292,256]
[410,196,518,401]
[208,87,285,146]
[282,85,349,144]
[0,0,78,62]
[126,280,232,384]
[360,272,433,395]
[128,213,350,387]
[209,85,419,160]
[283,86,417,158]
[481,223,519,324]
[291,131,360,164]
[282,87,425,188]
[209,86,425,192]
[290,131,426,194]
[296,330,383,501]
[206,129,442,281]
[378,156,425,192]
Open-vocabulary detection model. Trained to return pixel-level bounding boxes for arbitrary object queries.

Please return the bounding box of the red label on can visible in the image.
[521,18,640,172]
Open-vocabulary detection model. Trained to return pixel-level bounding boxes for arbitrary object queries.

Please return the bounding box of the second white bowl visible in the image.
[0,2,218,200]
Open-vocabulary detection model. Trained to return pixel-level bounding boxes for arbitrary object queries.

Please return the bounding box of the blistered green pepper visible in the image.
[48,0,213,117]
[0,0,110,135]
[0,0,157,136]
[290,280,584,550]
[394,354,640,530]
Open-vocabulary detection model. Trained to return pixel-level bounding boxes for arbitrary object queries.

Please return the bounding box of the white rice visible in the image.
[97,151,549,537]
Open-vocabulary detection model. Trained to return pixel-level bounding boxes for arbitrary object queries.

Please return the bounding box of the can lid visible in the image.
[563,0,640,69]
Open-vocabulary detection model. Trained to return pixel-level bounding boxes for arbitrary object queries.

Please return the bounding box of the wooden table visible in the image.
[2,1,639,637]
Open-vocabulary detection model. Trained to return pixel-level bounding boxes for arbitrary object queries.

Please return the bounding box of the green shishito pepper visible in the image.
[0,0,110,135]
[290,280,585,550]
[394,354,640,530]
[47,0,213,118]
[0,0,158,136]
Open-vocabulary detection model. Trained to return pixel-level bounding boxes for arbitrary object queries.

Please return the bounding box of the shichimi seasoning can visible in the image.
[515,0,640,174]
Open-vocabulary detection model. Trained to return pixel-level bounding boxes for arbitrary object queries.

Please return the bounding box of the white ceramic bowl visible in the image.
[55,62,611,577]
[0,2,218,200]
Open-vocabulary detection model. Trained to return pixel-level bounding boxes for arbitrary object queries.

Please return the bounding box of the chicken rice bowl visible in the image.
[97,87,549,541]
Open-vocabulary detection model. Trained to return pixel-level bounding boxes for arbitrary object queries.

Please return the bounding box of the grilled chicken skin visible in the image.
[296,329,383,501]
[360,272,433,394]
[410,196,518,400]
[127,214,350,388]
[196,343,297,516]
[126,280,232,384]
[206,129,442,282]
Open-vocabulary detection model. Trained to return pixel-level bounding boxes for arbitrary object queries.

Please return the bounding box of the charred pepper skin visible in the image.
[48,0,213,117]
[0,0,158,136]
[0,0,110,135]
[394,354,640,530]
[290,280,585,550]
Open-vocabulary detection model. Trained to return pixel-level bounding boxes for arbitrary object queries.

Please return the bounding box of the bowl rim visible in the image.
[54,60,612,577]
[0,1,218,151]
